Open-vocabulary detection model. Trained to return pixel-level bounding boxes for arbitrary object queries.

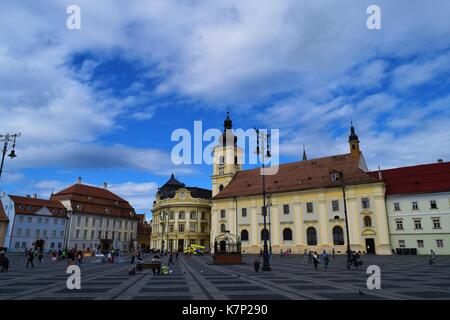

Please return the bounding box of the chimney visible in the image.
[77,177,82,184]
[103,182,108,189]
[378,165,383,180]
[438,159,443,163]
[33,193,38,199]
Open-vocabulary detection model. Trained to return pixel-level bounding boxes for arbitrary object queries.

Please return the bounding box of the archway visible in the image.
[306,227,317,245]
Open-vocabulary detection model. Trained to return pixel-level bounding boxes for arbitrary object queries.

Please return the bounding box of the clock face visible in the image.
[180,192,186,198]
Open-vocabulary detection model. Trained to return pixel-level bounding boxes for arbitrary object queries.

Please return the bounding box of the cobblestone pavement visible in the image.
[1,253,449,300]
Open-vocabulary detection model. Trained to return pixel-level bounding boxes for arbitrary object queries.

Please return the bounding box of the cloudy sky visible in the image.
[0,1,449,218]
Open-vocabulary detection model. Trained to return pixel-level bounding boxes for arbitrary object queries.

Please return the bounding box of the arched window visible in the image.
[332,226,344,245]
[283,228,293,241]
[220,224,226,232]
[261,229,270,241]
[241,230,249,242]
[219,185,224,192]
[306,227,317,245]
[364,216,372,227]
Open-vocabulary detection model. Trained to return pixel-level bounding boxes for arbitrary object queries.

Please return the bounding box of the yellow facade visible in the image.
[210,118,392,255]
[211,183,391,255]
[151,187,211,252]
[0,221,7,248]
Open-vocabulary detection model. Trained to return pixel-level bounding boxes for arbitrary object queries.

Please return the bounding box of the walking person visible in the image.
[168,252,174,266]
[131,251,136,264]
[308,251,313,264]
[332,248,335,258]
[429,249,436,265]
[38,251,43,263]
[0,252,9,272]
[175,251,179,261]
[26,249,34,268]
[322,250,330,269]
[312,251,320,270]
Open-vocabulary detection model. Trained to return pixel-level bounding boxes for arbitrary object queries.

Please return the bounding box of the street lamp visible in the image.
[255,128,271,271]
[339,171,353,269]
[0,133,20,181]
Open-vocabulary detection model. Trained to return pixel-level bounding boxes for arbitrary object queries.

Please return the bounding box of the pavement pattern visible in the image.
[1,252,450,300]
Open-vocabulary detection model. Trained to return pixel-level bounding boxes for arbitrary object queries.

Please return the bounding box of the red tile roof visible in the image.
[0,199,9,222]
[7,195,67,218]
[52,183,137,219]
[213,153,380,199]
[369,161,450,196]
[54,183,126,202]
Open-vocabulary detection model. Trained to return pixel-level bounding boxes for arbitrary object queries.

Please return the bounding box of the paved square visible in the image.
[1,253,449,300]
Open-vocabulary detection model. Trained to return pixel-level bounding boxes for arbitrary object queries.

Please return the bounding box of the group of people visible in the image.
[307,251,331,270]
[280,249,292,257]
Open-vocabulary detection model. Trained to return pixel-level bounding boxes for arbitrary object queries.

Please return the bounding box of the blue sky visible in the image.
[1,1,450,219]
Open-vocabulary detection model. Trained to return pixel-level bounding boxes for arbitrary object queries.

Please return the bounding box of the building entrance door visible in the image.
[365,238,376,254]
[178,239,184,252]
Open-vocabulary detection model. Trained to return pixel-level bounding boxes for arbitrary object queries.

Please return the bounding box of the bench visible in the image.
[140,263,161,270]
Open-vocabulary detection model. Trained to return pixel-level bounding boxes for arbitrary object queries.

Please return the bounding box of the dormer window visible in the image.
[88,196,92,201]
[330,171,341,182]
[105,208,110,214]
[76,204,82,211]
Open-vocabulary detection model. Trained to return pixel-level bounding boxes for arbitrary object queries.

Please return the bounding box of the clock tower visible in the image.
[211,112,243,197]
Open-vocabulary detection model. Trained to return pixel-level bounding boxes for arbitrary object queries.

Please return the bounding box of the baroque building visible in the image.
[210,114,392,255]
[51,178,139,252]
[137,214,152,251]
[375,161,450,255]
[0,194,68,252]
[150,174,211,252]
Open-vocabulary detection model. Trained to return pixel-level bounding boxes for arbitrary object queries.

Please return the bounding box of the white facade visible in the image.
[65,212,137,252]
[387,191,450,255]
[0,195,67,252]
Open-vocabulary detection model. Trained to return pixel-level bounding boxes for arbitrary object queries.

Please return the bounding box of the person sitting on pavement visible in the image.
[151,255,162,274]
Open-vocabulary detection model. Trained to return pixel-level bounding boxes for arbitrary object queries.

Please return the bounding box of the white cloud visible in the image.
[1,0,450,177]
[392,52,450,90]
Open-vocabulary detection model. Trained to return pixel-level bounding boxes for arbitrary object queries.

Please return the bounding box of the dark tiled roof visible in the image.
[369,161,450,196]
[0,199,9,222]
[7,195,67,218]
[157,174,211,200]
[213,153,379,199]
[186,187,212,199]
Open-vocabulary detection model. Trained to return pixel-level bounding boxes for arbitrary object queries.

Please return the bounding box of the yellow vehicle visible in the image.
[184,244,205,255]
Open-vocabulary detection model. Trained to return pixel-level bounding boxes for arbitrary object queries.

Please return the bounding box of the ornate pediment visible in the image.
[362,227,377,236]
[361,209,373,215]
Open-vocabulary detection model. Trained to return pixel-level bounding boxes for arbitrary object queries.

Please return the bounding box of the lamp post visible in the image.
[339,171,353,269]
[63,210,73,250]
[0,133,20,181]
[255,128,271,271]
[267,194,273,258]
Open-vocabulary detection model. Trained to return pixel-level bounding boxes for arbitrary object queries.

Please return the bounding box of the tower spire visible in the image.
[302,145,307,161]
[348,121,360,156]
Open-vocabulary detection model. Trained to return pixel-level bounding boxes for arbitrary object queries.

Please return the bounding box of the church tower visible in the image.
[348,122,361,156]
[211,112,243,197]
